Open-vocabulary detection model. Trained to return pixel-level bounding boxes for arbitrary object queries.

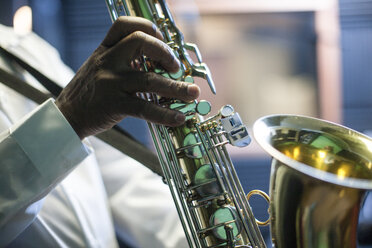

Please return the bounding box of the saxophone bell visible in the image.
[253,115,372,248]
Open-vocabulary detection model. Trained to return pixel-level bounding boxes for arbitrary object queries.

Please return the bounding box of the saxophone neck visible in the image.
[105,0,216,94]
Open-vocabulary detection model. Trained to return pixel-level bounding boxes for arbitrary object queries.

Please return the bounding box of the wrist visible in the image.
[55,100,84,140]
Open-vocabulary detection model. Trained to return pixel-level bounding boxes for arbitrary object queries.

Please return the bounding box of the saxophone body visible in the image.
[104,1,372,248]
[105,0,266,247]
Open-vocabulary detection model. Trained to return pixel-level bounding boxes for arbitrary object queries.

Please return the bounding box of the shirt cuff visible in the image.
[10,98,90,181]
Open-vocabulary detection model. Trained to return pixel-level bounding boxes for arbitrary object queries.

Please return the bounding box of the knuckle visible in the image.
[95,71,107,85]
[110,17,125,34]
[115,16,129,27]
[144,72,156,90]
[171,80,185,93]
[158,108,169,123]
[168,80,178,92]
[93,53,105,68]
[127,32,148,55]
[130,31,147,42]
[136,103,148,119]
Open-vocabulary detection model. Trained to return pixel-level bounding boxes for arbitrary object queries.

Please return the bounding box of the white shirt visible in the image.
[0,24,187,248]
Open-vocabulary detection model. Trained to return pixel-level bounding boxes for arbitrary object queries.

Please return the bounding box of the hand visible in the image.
[55,17,200,140]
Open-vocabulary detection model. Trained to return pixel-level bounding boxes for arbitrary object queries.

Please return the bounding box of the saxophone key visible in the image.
[192,193,227,207]
[192,164,223,197]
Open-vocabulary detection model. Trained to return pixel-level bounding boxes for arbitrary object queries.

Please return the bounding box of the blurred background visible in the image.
[1,0,372,246]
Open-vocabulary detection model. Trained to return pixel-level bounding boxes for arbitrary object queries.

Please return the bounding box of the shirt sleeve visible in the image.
[90,137,188,248]
[0,99,90,245]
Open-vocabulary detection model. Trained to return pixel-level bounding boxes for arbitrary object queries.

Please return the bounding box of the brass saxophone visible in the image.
[105,0,267,247]
[104,1,372,248]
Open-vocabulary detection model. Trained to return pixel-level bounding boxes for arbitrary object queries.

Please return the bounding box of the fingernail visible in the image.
[153,23,164,40]
[173,57,181,69]
[187,85,200,98]
[175,113,185,123]
[170,52,180,71]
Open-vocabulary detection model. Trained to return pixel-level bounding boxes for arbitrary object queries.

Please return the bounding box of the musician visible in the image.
[0,16,199,247]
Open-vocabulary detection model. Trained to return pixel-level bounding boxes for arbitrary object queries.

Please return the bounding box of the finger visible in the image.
[102,16,163,47]
[120,95,186,127]
[105,31,180,73]
[111,71,199,102]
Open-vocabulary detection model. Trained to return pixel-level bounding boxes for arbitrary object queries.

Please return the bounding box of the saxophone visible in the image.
[105,0,267,247]
[104,1,372,248]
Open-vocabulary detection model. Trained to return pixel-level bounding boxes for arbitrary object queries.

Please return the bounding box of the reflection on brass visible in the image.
[253,115,372,248]
[276,141,372,180]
